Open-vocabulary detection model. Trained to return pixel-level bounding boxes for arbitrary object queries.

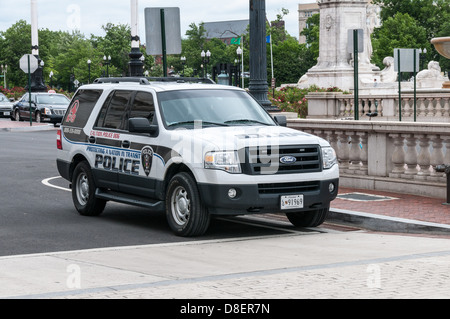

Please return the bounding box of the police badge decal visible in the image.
[141,146,154,176]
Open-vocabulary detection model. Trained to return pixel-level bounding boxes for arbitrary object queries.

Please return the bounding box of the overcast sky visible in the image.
[0,0,313,42]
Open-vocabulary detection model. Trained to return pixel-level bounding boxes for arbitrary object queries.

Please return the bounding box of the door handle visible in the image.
[122,140,130,149]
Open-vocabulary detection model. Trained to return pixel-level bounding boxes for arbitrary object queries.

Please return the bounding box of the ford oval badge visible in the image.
[280,156,297,164]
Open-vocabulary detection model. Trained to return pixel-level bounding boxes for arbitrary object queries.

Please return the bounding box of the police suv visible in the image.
[56,77,339,237]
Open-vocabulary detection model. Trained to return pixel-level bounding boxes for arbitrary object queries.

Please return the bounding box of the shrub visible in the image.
[269,85,348,118]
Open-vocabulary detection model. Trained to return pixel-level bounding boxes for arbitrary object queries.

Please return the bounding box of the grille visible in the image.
[53,109,66,116]
[258,181,320,194]
[241,145,322,175]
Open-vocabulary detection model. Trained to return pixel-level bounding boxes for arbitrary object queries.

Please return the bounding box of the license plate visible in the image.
[4,112,10,116]
[281,195,304,210]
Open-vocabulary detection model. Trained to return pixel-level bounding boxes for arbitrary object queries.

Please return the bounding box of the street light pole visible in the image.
[236,47,242,87]
[181,56,186,77]
[87,60,91,83]
[129,0,144,77]
[248,0,275,110]
[419,48,427,71]
[1,64,7,88]
[29,0,46,92]
[201,50,211,78]
[103,55,111,77]
[49,70,53,88]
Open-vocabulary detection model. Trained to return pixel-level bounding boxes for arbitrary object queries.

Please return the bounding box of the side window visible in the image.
[99,90,133,130]
[127,91,155,130]
[63,89,103,128]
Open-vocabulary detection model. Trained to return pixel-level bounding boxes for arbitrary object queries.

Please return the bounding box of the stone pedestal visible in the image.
[297,0,384,92]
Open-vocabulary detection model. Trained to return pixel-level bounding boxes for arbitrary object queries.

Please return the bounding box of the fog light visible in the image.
[329,183,335,193]
[228,188,237,199]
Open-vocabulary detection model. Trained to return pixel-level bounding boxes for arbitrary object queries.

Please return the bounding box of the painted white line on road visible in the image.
[41,176,70,192]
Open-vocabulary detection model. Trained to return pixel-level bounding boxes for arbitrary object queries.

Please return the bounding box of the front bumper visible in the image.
[42,114,63,124]
[0,107,12,117]
[198,178,339,215]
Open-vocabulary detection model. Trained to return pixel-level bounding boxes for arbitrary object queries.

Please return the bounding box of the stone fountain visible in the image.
[431,37,450,89]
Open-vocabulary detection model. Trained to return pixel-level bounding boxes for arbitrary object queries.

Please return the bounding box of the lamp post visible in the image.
[181,56,186,77]
[419,48,427,71]
[103,55,111,77]
[29,0,46,92]
[236,47,242,87]
[201,50,211,78]
[49,71,53,88]
[87,59,91,83]
[1,64,7,88]
[129,0,144,77]
[249,0,274,110]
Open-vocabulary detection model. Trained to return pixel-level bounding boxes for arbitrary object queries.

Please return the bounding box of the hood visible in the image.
[168,125,329,151]
[39,103,69,109]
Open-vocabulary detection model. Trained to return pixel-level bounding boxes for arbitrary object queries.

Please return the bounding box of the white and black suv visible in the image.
[56,77,339,237]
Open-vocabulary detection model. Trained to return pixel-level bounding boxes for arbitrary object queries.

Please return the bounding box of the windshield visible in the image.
[157,89,275,129]
[36,94,70,105]
[0,93,8,102]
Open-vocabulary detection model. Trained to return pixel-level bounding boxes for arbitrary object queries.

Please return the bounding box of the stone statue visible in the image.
[417,61,447,88]
[361,4,381,70]
[380,57,397,83]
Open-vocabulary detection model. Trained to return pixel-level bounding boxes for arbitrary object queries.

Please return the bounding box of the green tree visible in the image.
[371,13,428,69]
[372,0,450,73]
[301,13,320,61]
[272,38,312,86]
[181,23,208,76]
[92,23,132,77]
[372,0,449,39]
[0,20,33,88]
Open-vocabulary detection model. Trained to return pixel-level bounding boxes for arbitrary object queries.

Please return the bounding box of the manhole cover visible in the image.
[337,192,398,202]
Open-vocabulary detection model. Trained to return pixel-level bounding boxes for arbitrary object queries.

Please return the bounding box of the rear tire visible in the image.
[286,207,329,228]
[72,161,106,216]
[165,172,210,237]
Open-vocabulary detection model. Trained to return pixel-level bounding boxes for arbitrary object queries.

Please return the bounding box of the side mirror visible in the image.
[273,115,287,127]
[129,117,159,136]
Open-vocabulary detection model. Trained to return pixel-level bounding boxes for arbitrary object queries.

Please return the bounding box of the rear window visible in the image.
[63,89,103,128]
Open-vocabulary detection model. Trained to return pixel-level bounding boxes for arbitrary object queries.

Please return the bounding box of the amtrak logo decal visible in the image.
[141,146,154,176]
[280,155,297,164]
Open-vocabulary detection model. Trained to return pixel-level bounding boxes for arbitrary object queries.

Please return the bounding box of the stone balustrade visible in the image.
[307,90,450,122]
[287,119,450,199]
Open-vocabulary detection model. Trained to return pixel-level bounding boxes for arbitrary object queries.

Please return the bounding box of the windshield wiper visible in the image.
[168,121,229,128]
[224,119,271,126]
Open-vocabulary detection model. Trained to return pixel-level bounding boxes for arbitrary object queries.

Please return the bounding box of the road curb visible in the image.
[0,125,57,132]
[329,208,450,234]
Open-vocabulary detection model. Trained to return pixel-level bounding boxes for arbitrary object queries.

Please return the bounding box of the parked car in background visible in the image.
[12,91,70,126]
[0,92,14,118]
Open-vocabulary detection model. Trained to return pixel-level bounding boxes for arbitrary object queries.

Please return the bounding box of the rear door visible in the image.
[90,90,134,191]
[117,91,160,198]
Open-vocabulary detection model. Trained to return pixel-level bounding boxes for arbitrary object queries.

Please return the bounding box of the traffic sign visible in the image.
[20,54,39,74]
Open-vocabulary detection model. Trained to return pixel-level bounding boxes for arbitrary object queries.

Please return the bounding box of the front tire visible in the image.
[72,161,106,216]
[286,207,329,228]
[165,172,210,237]
[14,110,22,122]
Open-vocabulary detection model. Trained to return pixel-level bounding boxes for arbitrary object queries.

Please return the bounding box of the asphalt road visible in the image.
[0,129,325,257]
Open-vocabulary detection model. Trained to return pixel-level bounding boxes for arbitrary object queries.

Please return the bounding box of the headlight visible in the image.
[204,151,241,174]
[44,108,52,115]
[322,146,337,169]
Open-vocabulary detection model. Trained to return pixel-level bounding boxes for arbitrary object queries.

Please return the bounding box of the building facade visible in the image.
[298,2,320,44]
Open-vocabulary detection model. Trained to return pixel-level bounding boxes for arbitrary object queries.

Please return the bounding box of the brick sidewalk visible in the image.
[333,187,450,225]
[0,118,54,130]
